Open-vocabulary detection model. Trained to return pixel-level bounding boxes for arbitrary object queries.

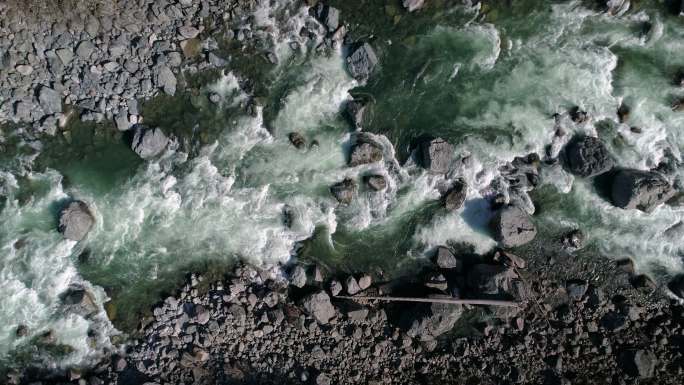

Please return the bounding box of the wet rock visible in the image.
[330,178,357,205]
[344,100,365,129]
[561,229,584,250]
[349,142,383,166]
[288,132,306,149]
[38,86,62,115]
[425,273,448,291]
[364,175,387,191]
[442,179,467,211]
[606,0,630,16]
[130,126,169,159]
[403,0,426,12]
[346,43,378,81]
[58,200,95,241]
[617,102,630,123]
[406,296,463,340]
[313,3,340,32]
[491,205,537,247]
[301,291,336,325]
[611,169,675,212]
[618,349,656,378]
[60,286,98,317]
[419,137,453,174]
[289,265,307,288]
[434,246,461,271]
[569,106,588,124]
[15,325,28,337]
[564,136,614,177]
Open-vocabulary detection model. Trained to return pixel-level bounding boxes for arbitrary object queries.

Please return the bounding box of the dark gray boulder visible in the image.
[346,43,378,81]
[60,286,98,317]
[564,136,614,177]
[288,132,306,149]
[419,138,453,174]
[611,169,675,212]
[313,3,340,32]
[330,178,357,204]
[349,142,382,166]
[466,264,517,296]
[442,179,467,211]
[434,246,461,271]
[344,100,366,129]
[58,201,95,241]
[406,296,463,341]
[364,175,387,191]
[618,349,656,378]
[491,205,537,247]
[301,291,336,325]
[130,126,169,159]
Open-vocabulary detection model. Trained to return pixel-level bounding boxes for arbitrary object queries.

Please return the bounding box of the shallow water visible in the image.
[1,0,684,371]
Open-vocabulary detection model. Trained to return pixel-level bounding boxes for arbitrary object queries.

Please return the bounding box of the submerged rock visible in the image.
[442,179,467,211]
[288,132,306,149]
[58,201,95,241]
[564,136,614,177]
[130,125,169,159]
[611,169,675,212]
[618,349,656,379]
[491,205,537,247]
[419,137,453,174]
[330,178,357,204]
[346,43,378,81]
[302,291,336,325]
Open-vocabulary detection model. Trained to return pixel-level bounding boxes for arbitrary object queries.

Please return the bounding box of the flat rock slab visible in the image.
[491,205,537,247]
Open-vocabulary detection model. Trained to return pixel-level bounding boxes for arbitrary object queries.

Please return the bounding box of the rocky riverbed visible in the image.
[3,0,684,384]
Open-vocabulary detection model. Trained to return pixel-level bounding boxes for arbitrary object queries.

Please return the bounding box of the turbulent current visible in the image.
[2,0,684,370]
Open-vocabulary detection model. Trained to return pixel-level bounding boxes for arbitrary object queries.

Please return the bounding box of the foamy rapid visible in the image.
[3,0,684,371]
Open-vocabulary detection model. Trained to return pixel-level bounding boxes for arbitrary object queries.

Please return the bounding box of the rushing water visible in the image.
[2,0,684,371]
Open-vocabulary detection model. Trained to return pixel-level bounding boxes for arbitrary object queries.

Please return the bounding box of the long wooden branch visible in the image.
[334,295,519,307]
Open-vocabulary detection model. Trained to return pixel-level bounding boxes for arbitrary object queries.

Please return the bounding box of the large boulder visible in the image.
[301,291,336,324]
[346,43,378,81]
[491,205,537,247]
[434,246,462,271]
[130,126,169,159]
[406,296,463,341]
[618,349,656,378]
[38,86,62,115]
[419,138,453,174]
[564,136,614,177]
[58,201,95,241]
[313,3,340,32]
[330,178,357,204]
[442,179,467,211]
[466,264,518,296]
[611,169,675,212]
[349,142,383,166]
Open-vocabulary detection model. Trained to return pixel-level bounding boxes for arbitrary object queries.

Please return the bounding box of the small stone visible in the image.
[330,280,342,296]
[345,276,361,295]
[364,175,387,191]
[178,26,201,39]
[358,274,372,290]
[289,265,307,288]
[289,132,306,149]
[15,65,33,75]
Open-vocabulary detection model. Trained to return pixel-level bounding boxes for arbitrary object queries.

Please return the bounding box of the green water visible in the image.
[2,0,684,371]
